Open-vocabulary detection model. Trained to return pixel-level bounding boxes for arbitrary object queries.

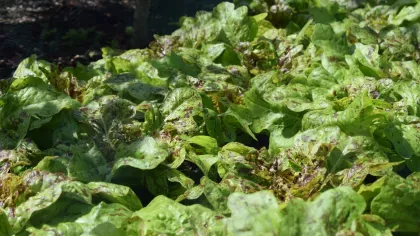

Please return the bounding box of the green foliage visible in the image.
[1,1,419,235]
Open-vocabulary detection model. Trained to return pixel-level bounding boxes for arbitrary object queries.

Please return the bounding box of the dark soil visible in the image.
[0,0,136,79]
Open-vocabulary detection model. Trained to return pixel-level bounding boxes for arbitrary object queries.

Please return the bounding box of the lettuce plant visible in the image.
[0,1,419,235]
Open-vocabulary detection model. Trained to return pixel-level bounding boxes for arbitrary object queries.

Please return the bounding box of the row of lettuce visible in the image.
[0,0,419,235]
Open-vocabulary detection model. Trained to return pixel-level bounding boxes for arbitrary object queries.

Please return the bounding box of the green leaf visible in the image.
[0,77,80,149]
[347,24,378,45]
[125,195,222,235]
[186,153,219,177]
[104,73,166,102]
[213,2,258,45]
[0,209,12,236]
[390,3,420,25]
[226,191,281,235]
[311,24,348,55]
[87,182,142,211]
[352,43,383,78]
[39,143,108,182]
[370,173,420,232]
[187,135,220,155]
[6,176,92,234]
[223,104,257,140]
[392,80,420,116]
[160,87,203,134]
[384,123,414,159]
[112,136,168,173]
[203,108,232,144]
[26,203,132,236]
[75,95,136,150]
[226,187,385,235]
[13,55,51,82]
[203,174,265,214]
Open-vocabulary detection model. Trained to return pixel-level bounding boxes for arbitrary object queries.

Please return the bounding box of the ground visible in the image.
[0,0,136,79]
[0,0,226,79]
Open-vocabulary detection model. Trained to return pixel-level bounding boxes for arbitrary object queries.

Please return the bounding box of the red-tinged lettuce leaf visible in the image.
[0,77,80,149]
[74,95,141,158]
[1,170,146,235]
[216,142,270,184]
[160,87,204,134]
[4,173,92,234]
[270,125,391,200]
